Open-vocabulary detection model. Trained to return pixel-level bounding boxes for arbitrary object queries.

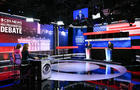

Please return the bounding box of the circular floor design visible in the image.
[49,60,127,81]
[51,62,100,73]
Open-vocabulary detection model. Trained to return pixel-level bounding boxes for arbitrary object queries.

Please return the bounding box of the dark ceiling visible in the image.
[0,0,139,25]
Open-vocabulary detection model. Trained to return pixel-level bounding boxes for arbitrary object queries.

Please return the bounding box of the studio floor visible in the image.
[0,59,140,90]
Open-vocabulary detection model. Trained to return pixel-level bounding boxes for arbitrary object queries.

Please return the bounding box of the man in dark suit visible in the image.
[76,10,85,20]
[85,41,92,49]
[107,41,114,61]
[108,41,114,50]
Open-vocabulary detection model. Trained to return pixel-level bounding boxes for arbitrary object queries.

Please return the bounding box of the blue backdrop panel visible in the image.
[0,43,26,47]
[73,28,87,53]
[131,36,140,40]
[59,27,68,46]
[90,40,131,47]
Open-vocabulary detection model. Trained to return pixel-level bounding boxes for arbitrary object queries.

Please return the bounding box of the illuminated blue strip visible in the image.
[131,36,140,40]
[85,40,131,47]
[0,83,14,88]
[131,81,140,85]
[0,80,20,88]
[0,43,27,47]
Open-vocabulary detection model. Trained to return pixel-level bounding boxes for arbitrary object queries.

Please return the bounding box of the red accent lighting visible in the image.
[114,47,132,49]
[109,25,136,30]
[92,46,140,49]
[92,47,107,49]
[3,53,9,60]
[56,46,78,49]
[129,34,140,36]
[0,71,20,81]
[121,27,140,31]
[0,47,14,53]
[83,30,120,36]
[132,46,140,49]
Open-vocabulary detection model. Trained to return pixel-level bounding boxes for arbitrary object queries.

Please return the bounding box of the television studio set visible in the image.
[0,0,140,90]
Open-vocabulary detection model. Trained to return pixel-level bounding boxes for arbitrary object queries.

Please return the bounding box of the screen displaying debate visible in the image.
[73,8,88,20]
[0,14,54,60]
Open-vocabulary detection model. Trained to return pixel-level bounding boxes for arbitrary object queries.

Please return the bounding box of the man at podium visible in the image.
[108,41,114,50]
[106,41,114,61]
[85,41,92,59]
[76,10,85,20]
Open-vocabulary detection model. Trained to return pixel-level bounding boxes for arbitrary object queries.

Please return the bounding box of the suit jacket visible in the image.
[85,44,92,49]
[108,43,114,50]
[22,50,35,61]
[76,14,85,20]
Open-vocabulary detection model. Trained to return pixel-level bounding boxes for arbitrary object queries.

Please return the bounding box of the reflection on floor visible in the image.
[0,59,140,90]
[50,60,126,81]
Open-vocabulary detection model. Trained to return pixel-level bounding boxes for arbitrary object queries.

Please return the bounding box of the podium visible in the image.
[85,48,91,59]
[105,48,112,61]
[30,59,51,80]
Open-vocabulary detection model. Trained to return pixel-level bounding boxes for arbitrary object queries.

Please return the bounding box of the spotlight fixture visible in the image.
[92,13,101,19]
[26,18,34,22]
[57,21,64,25]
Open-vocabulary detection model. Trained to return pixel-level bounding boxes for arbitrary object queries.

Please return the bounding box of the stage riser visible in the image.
[91,49,136,63]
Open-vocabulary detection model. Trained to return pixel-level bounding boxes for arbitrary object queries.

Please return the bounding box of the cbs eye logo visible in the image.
[43,64,51,74]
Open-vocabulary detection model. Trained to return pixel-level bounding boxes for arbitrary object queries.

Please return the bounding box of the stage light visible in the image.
[26,18,34,22]
[51,22,56,24]
[49,31,53,35]
[57,21,64,25]
[92,13,101,19]
[61,31,66,36]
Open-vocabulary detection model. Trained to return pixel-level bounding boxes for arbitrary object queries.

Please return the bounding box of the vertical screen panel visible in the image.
[73,28,87,53]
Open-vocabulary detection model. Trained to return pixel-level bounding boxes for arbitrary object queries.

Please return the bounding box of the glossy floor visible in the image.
[50,60,126,81]
[0,59,140,90]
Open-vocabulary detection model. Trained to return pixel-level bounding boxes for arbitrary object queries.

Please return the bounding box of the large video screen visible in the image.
[18,24,54,51]
[0,15,37,52]
[73,8,88,20]
[73,28,87,53]
[0,15,54,60]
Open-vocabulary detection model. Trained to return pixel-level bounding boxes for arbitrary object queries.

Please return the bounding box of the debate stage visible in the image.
[50,60,127,81]
[0,56,140,90]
